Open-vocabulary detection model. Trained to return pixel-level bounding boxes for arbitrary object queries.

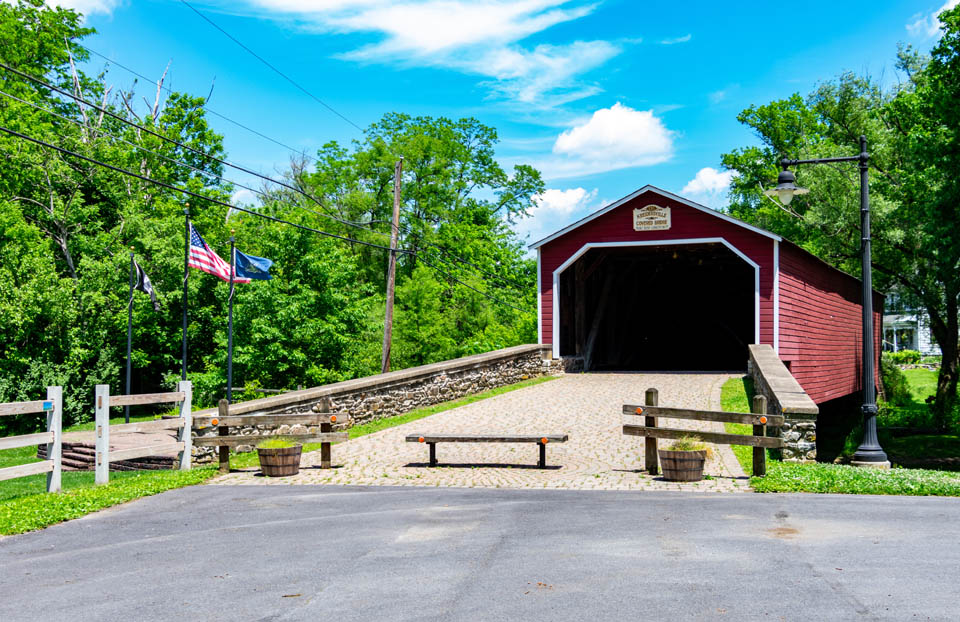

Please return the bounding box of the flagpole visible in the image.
[125,247,134,424]
[227,232,235,404]
[182,205,189,381]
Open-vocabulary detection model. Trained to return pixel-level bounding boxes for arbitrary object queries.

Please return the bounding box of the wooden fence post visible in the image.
[217,399,229,474]
[46,385,62,493]
[752,395,768,477]
[319,397,332,469]
[178,380,192,471]
[645,388,658,475]
[95,384,110,485]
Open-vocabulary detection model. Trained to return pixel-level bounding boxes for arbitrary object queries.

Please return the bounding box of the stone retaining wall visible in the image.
[192,344,560,462]
[748,344,820,462]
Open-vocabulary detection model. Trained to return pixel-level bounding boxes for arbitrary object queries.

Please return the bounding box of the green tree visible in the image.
[721,10,960,428]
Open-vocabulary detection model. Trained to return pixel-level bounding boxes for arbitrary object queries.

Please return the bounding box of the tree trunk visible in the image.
[928,292,959,431]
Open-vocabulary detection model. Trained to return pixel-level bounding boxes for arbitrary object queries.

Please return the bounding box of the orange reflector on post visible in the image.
[635,407,644,415]
[759,416,767,424]
[418,436,425,443]
[211,418,219,426]
[541,437,548,444]
[330,415,337,423]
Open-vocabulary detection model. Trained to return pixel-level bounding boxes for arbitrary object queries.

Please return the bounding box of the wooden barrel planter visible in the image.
[257,444,303,477]
[658,449,707,482]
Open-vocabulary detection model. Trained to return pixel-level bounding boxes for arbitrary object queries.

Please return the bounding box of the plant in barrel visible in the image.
[256,438,302,477]
[658,436,712,482]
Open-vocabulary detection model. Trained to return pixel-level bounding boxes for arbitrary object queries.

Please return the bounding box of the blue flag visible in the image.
[234,249,274,280]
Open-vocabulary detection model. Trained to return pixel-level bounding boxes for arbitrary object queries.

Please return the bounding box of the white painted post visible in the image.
[46,385,62,493]
[177,380,192,471]
[95,384,110,485]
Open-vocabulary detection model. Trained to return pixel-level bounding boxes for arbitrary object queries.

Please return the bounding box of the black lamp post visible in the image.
[767,135,889,467]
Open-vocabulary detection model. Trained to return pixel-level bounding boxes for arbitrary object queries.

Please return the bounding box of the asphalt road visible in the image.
[1,485,958,621]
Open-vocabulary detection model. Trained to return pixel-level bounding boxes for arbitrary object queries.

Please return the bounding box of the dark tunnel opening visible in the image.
[557,243,754,371]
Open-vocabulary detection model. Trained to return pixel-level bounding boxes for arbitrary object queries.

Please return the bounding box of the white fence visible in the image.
[94,381,192,485]
[0,386,63,492]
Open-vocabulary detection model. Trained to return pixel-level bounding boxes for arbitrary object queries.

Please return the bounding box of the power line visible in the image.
[74,47,528,291]
[0,123,403,253]
[0,87,268,202]
[399,225,531,290]
[414,253,532,315]
[0,61,385,237]
[177,0,366,135]
[78,43,320,165]
[0,87,386,236]
[14,48,531,293]
[1,124,530,314]
[1,123,532,314]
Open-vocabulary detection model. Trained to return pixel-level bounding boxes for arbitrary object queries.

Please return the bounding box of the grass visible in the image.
[901,368,938,404]
[257,438,298,449]
[884,434,960,460]
[0,408,206,535]
[720,375,960,495]
[720,375,757,474]
[751,462,960,496]
[879,368,940,429]
[229,375,560,470]
[0,467,217,535]
[0,376,561,533]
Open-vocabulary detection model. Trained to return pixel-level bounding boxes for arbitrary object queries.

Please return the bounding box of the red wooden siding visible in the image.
[538,189,776,349]
[778,241,882,404]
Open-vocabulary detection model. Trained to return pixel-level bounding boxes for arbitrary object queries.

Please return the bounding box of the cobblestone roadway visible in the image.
[212,373,750,492]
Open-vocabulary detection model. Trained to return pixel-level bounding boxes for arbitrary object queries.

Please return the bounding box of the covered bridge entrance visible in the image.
[532,186,882,406]
[556,241,755,371]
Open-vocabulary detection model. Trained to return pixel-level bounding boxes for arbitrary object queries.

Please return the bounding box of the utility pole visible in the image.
[381,157,403,374]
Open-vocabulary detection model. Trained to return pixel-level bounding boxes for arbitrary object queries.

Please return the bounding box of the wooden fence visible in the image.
[193,398,349,473]
[0,386,63,492]
[622,388,784,477]
[94,381,192,485]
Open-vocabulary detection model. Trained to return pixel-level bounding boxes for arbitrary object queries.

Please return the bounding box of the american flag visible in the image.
[188,223,250,283]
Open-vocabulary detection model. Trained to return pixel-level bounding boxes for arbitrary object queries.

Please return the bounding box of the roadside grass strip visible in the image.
[720,376,757,474]
[720,376,960,496]
[0,468,217,536]
[751,462,960,496]
[230,375,560,470]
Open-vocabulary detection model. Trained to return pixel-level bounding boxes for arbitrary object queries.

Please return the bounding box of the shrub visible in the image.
[881,354,912,406]
[888,350,922,365]
[665,436,713,458]
[878,404,935,428]
[257,438,298,449]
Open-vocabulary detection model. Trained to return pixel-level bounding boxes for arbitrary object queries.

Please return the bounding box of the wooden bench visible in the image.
[405,434,569,469]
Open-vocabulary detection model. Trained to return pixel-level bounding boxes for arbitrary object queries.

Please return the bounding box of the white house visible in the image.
[883,311,940,355]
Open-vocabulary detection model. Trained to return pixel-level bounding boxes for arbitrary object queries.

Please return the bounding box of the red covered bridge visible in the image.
[531,185,881,407]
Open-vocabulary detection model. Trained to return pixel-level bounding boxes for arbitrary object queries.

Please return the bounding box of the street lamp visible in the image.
[766,135,889,468]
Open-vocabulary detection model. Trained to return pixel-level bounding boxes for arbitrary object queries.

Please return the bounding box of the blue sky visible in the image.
[66,0,956,247]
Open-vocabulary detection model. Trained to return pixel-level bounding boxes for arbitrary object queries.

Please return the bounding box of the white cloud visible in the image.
[660,34,691,45]
[533,187,597,215]
[907,0,959,37]
[681,167,737,208]
[240,0,618,106]
[533,102,673,178]
[708,84,738,105]
[46,0,121,16]
[231,188,257,205]
[513,186,599,245]
[329,0,593,55]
